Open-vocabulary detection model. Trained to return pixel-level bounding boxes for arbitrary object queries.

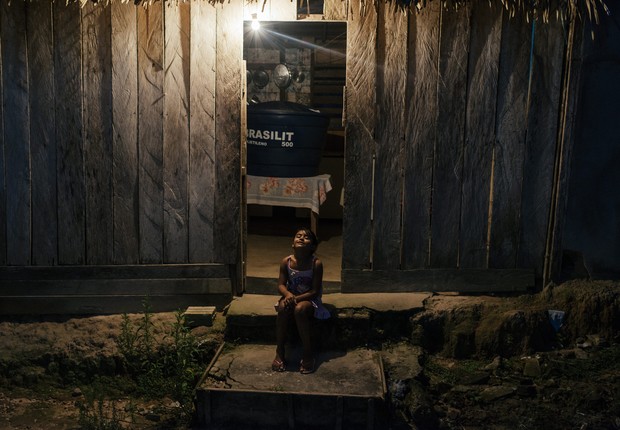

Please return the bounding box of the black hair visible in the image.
[295,227,319,247]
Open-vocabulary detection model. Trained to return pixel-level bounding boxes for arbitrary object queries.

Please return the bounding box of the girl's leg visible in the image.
[275,308,292,361]
[294,301,315,362]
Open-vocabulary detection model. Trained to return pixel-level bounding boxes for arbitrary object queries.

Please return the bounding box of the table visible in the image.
[246,174,332,233]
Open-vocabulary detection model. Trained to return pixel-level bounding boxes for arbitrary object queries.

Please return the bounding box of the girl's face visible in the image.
[293,230,316,250]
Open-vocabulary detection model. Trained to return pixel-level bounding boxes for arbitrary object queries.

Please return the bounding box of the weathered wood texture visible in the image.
[324,0,348,21]
[342,2,571,286]
[373,1,407,270]
[342,268,534,293]
[518,16,565,276]
[164,2,190,263]
[214,0,242,264]
[111,2,139,264]
[402,1,439,269]
[488,11,532,269]
[342,0,377,270]
[83,2,114,265]
[459,1,502,268]
[2,0,30,265]
[55,0,86,265]
[0,1,240,309]
[189,1,217,263]
[429,4,469,268]
[28,1,57,266]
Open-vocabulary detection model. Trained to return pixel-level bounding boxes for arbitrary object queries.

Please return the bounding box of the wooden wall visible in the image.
[0,0,243,313]
[342,1,580,292]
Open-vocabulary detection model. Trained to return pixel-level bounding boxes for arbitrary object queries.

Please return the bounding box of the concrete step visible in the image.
[196,343,386,429]
[225,293,431,349]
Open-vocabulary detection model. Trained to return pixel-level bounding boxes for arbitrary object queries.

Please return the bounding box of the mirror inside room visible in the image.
[243,20,346,290]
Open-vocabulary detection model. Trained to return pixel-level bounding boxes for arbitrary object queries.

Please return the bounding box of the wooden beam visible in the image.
[189,1,217,263]
[1,0,31,265]
[163,2,191,263]
[28,0,57,266]
[460,1,502,268]
[55,0,85,265]
[111,2,139,264]
[342,268,534,293]
[342,0,377,270]
[373,1,407,270]
[82,2,114,265]
[402,1,440,269]
[489,11,532,269]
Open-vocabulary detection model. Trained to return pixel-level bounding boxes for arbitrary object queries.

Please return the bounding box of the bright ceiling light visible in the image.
[251,13,260,31]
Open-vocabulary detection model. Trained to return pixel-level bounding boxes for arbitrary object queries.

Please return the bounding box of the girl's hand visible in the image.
[283,293,296,308]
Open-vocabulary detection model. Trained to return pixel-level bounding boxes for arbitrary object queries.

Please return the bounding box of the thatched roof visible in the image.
[77,0,610,26]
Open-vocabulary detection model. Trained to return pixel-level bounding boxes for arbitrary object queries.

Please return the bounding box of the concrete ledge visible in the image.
[225,293,432,347]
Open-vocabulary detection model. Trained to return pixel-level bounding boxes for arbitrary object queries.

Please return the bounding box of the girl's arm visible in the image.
[277,258,295,306]
[294,258,323,303]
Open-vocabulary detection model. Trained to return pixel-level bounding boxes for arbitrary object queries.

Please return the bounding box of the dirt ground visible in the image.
[0,280,618,429]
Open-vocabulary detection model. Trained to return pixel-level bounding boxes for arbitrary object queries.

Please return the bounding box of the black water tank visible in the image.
[247,101,330,177]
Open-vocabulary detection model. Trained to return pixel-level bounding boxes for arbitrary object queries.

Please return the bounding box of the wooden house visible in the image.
[0,0,617,314]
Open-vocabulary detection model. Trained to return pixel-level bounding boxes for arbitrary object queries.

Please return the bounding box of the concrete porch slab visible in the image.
[196,343,386,429]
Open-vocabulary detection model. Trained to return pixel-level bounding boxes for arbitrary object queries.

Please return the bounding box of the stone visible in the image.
[522,357,541,378]
[484,356,502,371]
[459,372,490,385]
[479,386,516,403]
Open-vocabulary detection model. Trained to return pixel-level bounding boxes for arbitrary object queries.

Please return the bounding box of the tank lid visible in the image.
[248,101,326,117]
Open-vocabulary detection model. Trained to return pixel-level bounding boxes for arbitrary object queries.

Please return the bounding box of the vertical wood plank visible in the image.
[2,0,31,265]
[519,16,565,276]
[55,0,85,265]
[459,2,502,268]
[429,4,470,268]
[547,15,584,282]
[489,12,531,269]
[189,1,216,263]
[401,2,438,269]
[138,4,164,263]
[373,2,407,270]
[163,2,190,263]
[111,2,139,264]
[0,17,4,266]
[342,0,377,270]
[324,0,347,21]
[214,0,242,264]
[82,2,113,265]
[28,0,57,265]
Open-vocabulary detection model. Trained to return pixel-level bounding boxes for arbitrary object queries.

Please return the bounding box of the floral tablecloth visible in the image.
[246,174,332,214]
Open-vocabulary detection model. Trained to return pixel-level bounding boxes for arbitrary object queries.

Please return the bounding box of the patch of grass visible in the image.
[78,298,213,428]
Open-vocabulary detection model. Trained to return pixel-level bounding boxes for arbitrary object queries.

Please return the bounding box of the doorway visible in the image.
[242,20,346,293]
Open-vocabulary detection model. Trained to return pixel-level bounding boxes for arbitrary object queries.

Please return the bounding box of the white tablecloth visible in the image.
[246,174,332,214]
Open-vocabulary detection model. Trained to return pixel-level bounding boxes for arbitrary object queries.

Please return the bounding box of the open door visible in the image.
[241,19,347,294]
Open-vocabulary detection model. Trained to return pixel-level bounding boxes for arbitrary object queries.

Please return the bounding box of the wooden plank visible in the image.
[54,0,85,265]
[459,2,502,268]
[427,4,469,268]
[341,268,534,293]
[0,294,232,315]
[547,15,584,282]
[1,0,30,265]
[111,2,139,264]
[0,279,231,296]
[214,0,242,264]
[189,1,216,263]
[27,0,57,266]
[163,2,190,263]
[518,16,565,276]
[0,263,230,280]
[0,18,4,265]
[324,0,347,21]
[82,2,113,265]
[342,0,376,270]
[401,1,440,269]
[489,12,532,269]
[138,4,165,263]
[372,1,407,270]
